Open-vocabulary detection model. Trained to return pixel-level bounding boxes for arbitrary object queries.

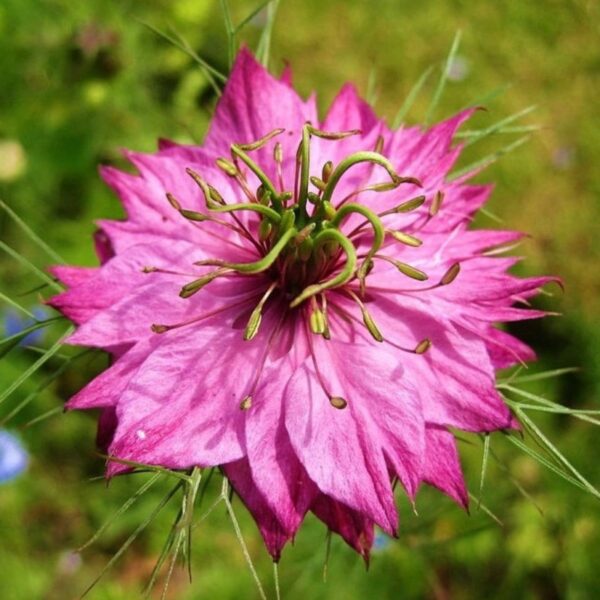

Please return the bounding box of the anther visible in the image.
[185,169,221,208]
[374,256,429,281]
[216,157,238,177]
[389,230,423,247]
[430,190,444,216]
[393,175,423,187]
[179,268,231,298]
[240,396,252,410]
[150,324,170,334]
[347,289,384,342]
[440,262,461,285]
[322,161,333,183]
[414,338,432,354]
[308,127,361,140]
[294,223,316,246]
[166,192,181,210]
[243,282,278,341]
[310,176,327,191]
[179,209,209,222]
[329,396,348,409]
[273,142,283,164]
[310,307,326,335]
[374,135,384,154]
[237,128,285,152]
[244,306,262,341]
[380,195,426,216]
[394,261,428,281]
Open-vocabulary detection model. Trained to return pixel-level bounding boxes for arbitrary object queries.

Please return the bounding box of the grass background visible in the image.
[0,0,599,598]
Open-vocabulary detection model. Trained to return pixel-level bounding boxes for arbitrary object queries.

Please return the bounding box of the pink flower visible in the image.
[49,49,554,562]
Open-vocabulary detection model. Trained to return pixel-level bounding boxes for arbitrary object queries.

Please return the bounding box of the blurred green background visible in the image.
[1,0,599,598]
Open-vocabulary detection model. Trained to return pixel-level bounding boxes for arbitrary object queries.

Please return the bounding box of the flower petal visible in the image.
[224,459,292,561]
[284,351,400,534]
[311,494,375,563]
[421,426,468,508]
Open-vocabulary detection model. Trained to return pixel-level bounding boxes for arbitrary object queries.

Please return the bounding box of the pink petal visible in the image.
[204,48,315,182]
[243,350,317,534]
[311,494,375,563]
[483,327,537,369]
[284,355,400,535]
[224,459,292,561]
[106,302,284,474]
[421,426,468,508]
[321,83,379,133]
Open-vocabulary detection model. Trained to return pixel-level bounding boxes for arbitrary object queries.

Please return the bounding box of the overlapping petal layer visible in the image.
[49,48,552,561]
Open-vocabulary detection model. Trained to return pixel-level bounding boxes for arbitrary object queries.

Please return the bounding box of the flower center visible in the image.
[153,126,460,345]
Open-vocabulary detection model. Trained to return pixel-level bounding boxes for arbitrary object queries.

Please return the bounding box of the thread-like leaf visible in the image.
[80,481,182,598]
[0,326,73,404]
[0,199,65,263]
[392,65,434,127]
[448,135,530,181]
[425,31,461,125]
[256,0,280,67]
[138,20,225,96]
[0,241,62,291]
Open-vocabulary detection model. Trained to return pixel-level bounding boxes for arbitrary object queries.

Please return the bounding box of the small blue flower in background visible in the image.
[3,306,49,346]
[373,531,392,552]
[0,430,29,483]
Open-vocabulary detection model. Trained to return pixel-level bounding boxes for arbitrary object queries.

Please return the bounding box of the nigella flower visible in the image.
[4,306,49,346]
[49,49,554,562]
[0,430,28,484]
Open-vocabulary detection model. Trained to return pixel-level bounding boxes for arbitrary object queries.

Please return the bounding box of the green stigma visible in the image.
[159,125,453,344]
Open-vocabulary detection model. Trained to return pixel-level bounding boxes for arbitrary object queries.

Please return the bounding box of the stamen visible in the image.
[414,338,432,354]
[179,268,233,298]
[240,396,252,410]
[430,190,444,217]
[320,293,331,340]
[216,157,238,177]
[308,127,362,140]
[243,282,278,341]
[309,298,326,335]
[389,230,423,247]
[141,266,195,277]
[150,296,255,335]
[330,299,426,356]
[305,320,347,409]
[329,396,348,409]
[374,135,384,154]
[273,142,285,192]
[374,255,429,281]
[185,169,224,207]
[178,209,210,222]
[310,176,327,192]
[359,261,461,295]
[236,128,285,152]
[379,195,426,216]
[186,170,282,223]
[440,262,461,285]
[322,161,333,183]
[166,192,181,210]
[345,289,384,342]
